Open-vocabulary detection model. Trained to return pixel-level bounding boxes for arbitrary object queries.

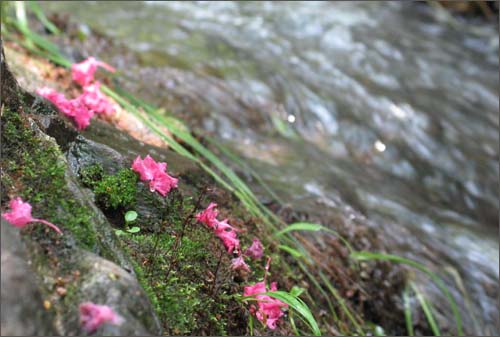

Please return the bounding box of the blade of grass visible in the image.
[205,136,285,205]
[403,285,414,336]
[411,282,441,336]
[28,1,60,35]
[350,251,463,335]
[278,244,304,258]
[261,290,321,336]
[318,270,365,335]
[275,222,353,253]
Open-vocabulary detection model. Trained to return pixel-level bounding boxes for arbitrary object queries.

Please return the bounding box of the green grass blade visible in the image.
[350,251,463,335]
[278,244,303,258]
[28,1,60,35]
[275,222,354,253]
[411,282,441,336]
[403,285,414,336]
[318,271,365,335]
[262,290,321,336]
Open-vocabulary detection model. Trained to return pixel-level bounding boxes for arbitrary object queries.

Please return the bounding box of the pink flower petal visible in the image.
[195,202,219,228]
[2,197,62,234]
[2,197,33,227]
[79,302,123,333]
[243,278,287,329]
[72,57,116,87]
[231,256,251,272]
[37,87,94,130]
[81,82,115,116]
[244,238,264,260]
[131,155,178,196]
[215,228,240,254]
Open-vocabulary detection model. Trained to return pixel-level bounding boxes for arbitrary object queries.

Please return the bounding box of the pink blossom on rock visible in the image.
[195,202,219,228]
[244,238,264,260]
[2,197,62,234]
[36,87,94,130]
[79,302,123,333]
[72,57,116,87]
[243,280,288,330]
[68,97,94,130]
[131,155,178,196]
[148,171,178,197]
[81,82,115,116]
[131,155,160,181]
[231,255,251,272]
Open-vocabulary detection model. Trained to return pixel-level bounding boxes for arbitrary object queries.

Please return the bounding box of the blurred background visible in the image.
[18,1,500,334]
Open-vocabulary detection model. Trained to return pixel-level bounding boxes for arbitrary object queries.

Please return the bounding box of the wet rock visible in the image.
[1,221,57,336]
[1,42,161,336]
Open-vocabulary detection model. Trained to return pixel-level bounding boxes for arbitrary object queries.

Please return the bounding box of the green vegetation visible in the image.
[350,251,463,336]
[123,195,241,335]
[80,164,138,210]
[93,168,138,210]
[0,107,97,249]
[1,5,468,336]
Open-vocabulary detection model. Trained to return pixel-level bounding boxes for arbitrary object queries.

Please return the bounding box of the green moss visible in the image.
[79,163,104,189]
[123,195,240,335]
[80,166,138,211]
[1,107,97,249]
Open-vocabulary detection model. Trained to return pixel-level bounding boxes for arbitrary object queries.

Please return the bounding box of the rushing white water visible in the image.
[44,1,499,334]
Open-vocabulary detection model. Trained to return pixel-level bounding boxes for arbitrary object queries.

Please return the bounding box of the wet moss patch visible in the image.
[121,193,247,335]
[1,107,97,250]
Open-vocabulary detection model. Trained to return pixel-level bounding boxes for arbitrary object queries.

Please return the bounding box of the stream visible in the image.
[42,1,499,334]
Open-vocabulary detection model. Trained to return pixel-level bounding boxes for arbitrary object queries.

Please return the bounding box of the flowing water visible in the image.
[43,1,499,334]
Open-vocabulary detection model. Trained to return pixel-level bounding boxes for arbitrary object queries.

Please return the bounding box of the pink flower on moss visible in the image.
[36,87,94,130]
[244,238,264,260]
[131,155,178,196]
[2,197,62,234]
[243,280,288,330]
[231,256,251,272]
[81,82,115,116]
[212,219,240,253]
[79,302,123,333]
[72,57,116,87]
[195,202,219,228]
[213,218,241,235]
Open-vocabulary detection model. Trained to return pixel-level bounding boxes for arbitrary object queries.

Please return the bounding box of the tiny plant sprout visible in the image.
[126,226,140,234]
[124,210,138,223]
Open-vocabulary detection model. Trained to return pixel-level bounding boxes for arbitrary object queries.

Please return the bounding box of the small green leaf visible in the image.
[125,210,138,223]
[262,290,321,336]
[290,286,305,297]
[127,226,140,233]
[278,245,303,258]
[114,229,125,237]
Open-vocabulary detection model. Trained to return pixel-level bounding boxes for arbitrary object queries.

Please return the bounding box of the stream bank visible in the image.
[1,40,409,336]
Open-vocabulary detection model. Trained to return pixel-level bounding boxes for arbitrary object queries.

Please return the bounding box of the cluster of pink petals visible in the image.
[36,87,94,130]
[72,57,116,87]
[36,57,116,130]
[231,256,251,272]
[244,281,288,330]
[194,202,218,228]
[1,197,62,234]
[79,302,123,333]
[244,238,264,260]
[131,155,178,196]
[196,203,242,255]
[214,219,241,255]
[36,84,115,130]
[80,82,115,116]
